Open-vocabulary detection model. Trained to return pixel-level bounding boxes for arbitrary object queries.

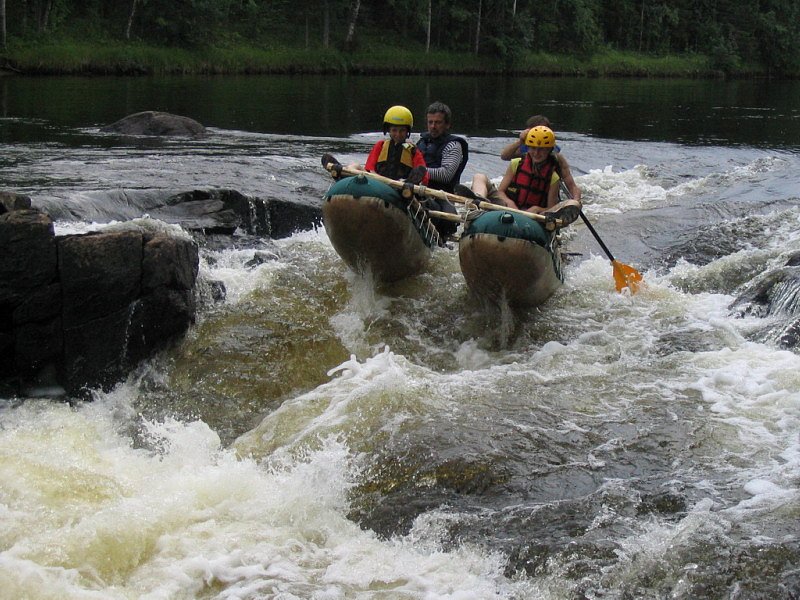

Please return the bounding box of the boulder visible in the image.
[101,111,206,137]
[12,283,63,377]
[0,207,200,397]
[1,179,323,396]
[730,260,800,350]
[0,209,57,306]
[58,231,143,328]
[780,318,800,349]
[61,305,137,394]
[730,266,800,318]
[127,288,195,365]
[157,189,242,234]
[0,192,32,214]
[142,233,199,291]
[15,316,62,377]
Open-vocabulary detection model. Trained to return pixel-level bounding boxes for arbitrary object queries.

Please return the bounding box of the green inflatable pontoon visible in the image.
[459,210,563,308]
[322,175,440,283]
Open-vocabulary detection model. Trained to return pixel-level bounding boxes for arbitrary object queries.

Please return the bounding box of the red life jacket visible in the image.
[509,153,558,210]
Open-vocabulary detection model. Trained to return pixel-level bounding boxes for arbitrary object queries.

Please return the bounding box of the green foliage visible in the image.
[2,0,798,76]
[754,8,800,75]
[558,0,603,54]
[709,37,740,76]
[138,0,239,46]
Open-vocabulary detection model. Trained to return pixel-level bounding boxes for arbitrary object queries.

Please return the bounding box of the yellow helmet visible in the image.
[525,126,556,148]
[383,105,413,135]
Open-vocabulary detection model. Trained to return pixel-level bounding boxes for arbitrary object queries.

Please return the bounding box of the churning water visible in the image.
[1,75,799,598]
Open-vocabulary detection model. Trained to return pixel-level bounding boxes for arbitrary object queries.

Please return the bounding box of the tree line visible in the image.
[2,0,798,75]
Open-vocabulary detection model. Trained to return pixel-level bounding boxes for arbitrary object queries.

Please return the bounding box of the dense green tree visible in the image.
[1,0,6,49]
[1,0,799,75]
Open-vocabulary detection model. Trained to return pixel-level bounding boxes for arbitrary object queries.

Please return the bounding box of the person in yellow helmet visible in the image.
[499,114,581,202]
[462,126,573,214]
[362,105,429,184]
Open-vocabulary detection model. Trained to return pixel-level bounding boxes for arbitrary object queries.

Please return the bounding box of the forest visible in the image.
[1,0,799,76]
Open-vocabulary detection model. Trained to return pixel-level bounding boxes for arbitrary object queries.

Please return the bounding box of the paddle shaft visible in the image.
[426,209,463,222]
[559,181,643,292]
[325,163,562,226]
[578,210,617,262]
[558,181,617,262]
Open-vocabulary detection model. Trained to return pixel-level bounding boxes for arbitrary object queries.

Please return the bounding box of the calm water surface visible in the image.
[3,74,800,144]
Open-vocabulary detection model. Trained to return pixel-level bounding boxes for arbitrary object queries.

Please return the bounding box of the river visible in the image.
[1,74,799,598]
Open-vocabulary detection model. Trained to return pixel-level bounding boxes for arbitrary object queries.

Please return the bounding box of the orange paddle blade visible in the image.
[612,260,643,294]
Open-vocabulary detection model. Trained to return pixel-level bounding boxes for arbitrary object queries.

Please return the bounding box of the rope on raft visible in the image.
[407,196,441,248]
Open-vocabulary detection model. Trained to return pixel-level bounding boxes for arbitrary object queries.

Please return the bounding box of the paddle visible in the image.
[321,154,579,230]
[559,181,643,294]
[453,183,582,229]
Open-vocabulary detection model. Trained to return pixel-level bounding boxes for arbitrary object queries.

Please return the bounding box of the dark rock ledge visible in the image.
[1,188,322,399]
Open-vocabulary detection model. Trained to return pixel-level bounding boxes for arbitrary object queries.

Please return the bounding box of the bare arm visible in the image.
[556,154,582,202]
[495,164,521,209]
[500,128,529,161]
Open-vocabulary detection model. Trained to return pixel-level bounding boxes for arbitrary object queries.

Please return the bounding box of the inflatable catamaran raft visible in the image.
[321,156,582,306]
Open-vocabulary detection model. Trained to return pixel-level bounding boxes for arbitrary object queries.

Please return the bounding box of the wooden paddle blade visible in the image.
[612,260,643,293]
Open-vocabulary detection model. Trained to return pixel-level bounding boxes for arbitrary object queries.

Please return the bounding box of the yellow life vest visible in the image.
[378,140,417,172]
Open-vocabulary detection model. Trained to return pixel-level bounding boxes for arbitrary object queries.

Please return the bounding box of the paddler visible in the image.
[464,126,579,214]
[351,105,429,185]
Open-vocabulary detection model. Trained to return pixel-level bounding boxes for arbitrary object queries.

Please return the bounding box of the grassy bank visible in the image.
[0,37,770,78]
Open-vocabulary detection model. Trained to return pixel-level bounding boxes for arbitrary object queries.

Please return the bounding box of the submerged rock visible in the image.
[779,318,800,349]
[730,259,800,349]
[730,265,800,318]
[35,188,322,238]
[0,192,32,214]
[101,111,206,137]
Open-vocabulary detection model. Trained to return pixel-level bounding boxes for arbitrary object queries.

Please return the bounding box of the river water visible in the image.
[1,75,800,598]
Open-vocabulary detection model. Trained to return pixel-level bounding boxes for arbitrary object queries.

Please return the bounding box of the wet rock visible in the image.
[59,231,143,327]
[127,288,196,365]
[729,266,800,318]
[0,207,200,397]
[245,251,279,268]
[0,209,57,306]
[0,332,14,378]
[3,180,321,395]
[505,543,552,578]
[155,189,242,234]
[35,188,322,238]
[205,280,227,303]
[637,491,687,516]
[101,111,206,137]
[730,263,800,349]
[785,251,800,267]
[266,195,323,239]
[0,192,32,214]
[779,318,800,349]
[12,283,63,377]
[142,233,199,291]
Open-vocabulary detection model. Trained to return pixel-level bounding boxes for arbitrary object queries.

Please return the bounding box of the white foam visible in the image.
[578,165,667,213]
[0,392,529,599]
